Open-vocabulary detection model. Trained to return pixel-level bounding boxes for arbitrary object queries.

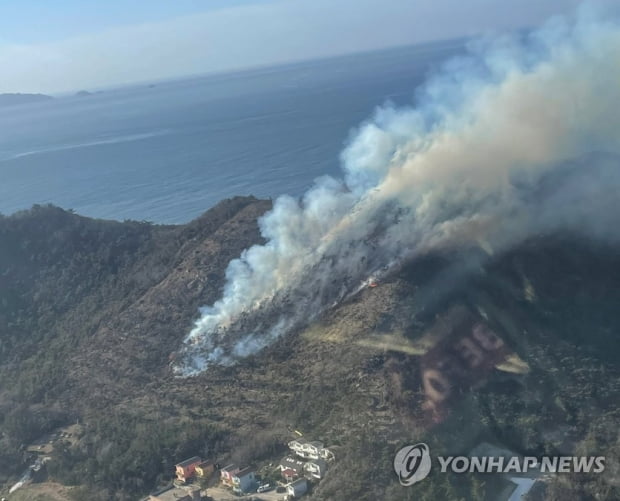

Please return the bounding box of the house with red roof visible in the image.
[175,456,202,483]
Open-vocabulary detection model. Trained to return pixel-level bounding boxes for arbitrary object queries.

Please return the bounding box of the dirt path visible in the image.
[6,482,74,501]
[207,486,285,501]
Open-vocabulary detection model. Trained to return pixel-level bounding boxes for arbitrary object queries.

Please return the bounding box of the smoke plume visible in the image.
[175,11,620,375]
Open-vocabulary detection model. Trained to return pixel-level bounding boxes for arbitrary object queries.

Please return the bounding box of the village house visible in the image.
[231,466,258,494]
[287,478,308,498]
[288,438,325,460]
[175,457,202,483]
[279,456,305,482]
[288,438,308,455]
[220,464,240,487]
[304,458,327,479]
[281,468,298,483]
[195,460,215,478]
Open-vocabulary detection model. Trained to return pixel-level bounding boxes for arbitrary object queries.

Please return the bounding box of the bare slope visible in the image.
[1,201,619,500]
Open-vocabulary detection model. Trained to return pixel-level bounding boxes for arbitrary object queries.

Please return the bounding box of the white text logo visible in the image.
[393,443,432,486]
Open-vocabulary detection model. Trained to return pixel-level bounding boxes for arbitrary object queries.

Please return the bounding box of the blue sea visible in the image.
[0,41,463,224]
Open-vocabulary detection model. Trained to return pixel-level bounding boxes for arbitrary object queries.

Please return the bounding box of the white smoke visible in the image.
[176,10,620,375]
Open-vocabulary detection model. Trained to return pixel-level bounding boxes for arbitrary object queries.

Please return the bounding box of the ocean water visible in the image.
[0,41,463,224]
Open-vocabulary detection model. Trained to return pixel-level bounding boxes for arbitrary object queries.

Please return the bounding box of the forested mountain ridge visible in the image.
[1,200,619,500]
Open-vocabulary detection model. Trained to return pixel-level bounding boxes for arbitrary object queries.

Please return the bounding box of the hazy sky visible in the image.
[0,0,616,94]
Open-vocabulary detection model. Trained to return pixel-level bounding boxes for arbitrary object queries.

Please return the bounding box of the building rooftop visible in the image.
[307,458,327,468]
[280,456,305,471]
[290,478,308,486]
[281,468,297,478]
[175,456,202,468]
[234,466,255,479]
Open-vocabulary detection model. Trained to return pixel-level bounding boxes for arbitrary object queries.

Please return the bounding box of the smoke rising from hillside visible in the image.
[176,11,620,375]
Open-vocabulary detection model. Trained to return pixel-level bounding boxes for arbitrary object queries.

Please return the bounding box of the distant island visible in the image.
[0,92,53,108]
[74,90,93,97]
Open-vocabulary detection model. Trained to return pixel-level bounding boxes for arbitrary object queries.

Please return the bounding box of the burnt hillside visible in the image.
[1,201,619,500]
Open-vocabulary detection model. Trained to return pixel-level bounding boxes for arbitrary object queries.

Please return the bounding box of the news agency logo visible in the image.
[393,443,432,486]
[394,443,606,487]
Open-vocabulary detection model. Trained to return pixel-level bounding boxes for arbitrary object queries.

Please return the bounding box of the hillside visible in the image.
[1,200,619,500]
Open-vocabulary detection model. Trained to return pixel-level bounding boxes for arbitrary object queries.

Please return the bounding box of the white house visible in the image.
[304,458,327,479]
[288,438,324,460]
[288,438,308,456]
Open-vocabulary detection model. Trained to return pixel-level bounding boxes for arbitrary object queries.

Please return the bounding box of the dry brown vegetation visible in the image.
[1,201,620,500]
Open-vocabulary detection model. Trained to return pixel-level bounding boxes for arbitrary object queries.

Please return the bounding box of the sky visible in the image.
[0,0,617,94]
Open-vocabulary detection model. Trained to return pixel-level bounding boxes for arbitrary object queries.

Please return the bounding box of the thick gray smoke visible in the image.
[176,11,620,375]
